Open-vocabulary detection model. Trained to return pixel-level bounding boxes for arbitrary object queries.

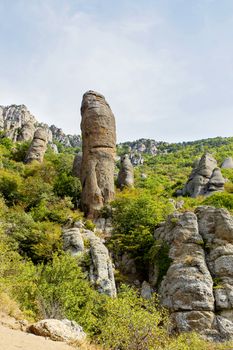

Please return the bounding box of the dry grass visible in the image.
[0,292,23,320]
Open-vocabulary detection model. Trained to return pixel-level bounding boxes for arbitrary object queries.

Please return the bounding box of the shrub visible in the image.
[97,285,168,350]
[36,254,103,333]
[0,169,22,205]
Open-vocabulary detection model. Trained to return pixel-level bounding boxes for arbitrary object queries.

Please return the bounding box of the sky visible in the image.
[1,0,233,143]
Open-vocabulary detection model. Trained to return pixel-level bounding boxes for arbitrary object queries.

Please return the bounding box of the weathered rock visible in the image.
[207,168,225,194]
[156,206,233,341]
[129,153,144,166]
[80,91,116,218]
[222,157,233,169]
[17,121,35,142]
[25,128,48,163]
[0,105,36,142]
[62,228,85,256]
[0,104,81,151]
[28,319,86,343]
[117,154,134,189]
[72,153,82,179]
[50,125,81,148]
[182,153,225,197]
[141,281,153,299]
[62,225,116,297]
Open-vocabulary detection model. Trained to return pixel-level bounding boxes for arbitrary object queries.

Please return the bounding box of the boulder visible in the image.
[207,168,225,194]
[25,128,48,163]
[182,153,225,198]
[80,91,116,218]
[222,157,233,169]
[28,319,86,343]
[117,154,134,189]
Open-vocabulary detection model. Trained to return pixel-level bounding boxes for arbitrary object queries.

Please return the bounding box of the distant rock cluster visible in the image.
[117,154,134,189]
[180,153,225,197]
[154,206,233,342]
[0,104,81,149]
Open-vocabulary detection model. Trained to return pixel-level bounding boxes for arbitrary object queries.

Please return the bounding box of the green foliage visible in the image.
[53,172,81,204]
[148,240,172,285]
[36,254,103,333]
[97,285,168,350]
[5,209,62,262]
[0,169,22,205]
[203,192,233,211]
[109,190,173,273]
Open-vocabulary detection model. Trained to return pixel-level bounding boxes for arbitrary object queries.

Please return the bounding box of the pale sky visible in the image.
[1,0,233,142]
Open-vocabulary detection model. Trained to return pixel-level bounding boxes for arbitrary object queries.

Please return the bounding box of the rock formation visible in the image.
[0,105,36,142]
[222,157,233,169]
[50,124,81,148]
[117,154,134,189]
[182,153,225,197]
[0,104,81,149]
[25,128,48,163]
[28,319,86,343]
[153,206,233,341]
[72,152,82,179]
[80,91,116,218]
[63,223,116,297]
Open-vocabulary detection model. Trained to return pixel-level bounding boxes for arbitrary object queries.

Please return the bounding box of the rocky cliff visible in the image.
[0,104,81,149]
[153,206,233,341]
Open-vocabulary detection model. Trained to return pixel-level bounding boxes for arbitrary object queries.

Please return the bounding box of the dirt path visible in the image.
[0,323,76,350]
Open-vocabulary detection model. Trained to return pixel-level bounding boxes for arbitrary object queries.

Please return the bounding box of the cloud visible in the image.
[0,0,233,142]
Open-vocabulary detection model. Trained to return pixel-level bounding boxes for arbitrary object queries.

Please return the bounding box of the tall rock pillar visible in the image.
[80,91,116,218]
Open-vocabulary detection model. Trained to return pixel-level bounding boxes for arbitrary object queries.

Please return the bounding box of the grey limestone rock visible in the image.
[222,157,233,169]
[28,318,86,343]
[62,225,116,297]
[24,127,48,163]
[182,153,225,198]
[117,154,134,189]
[156,206,233,341]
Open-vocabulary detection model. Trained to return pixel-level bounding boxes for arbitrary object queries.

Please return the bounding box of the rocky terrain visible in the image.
[153,206,233,342]
[0,104,81,149]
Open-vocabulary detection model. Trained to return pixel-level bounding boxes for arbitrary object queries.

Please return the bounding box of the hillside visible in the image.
[1,101,233,349]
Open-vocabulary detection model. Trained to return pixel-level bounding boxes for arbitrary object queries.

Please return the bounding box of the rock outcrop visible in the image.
[154,206,233,341]
[72,152,82,179]
[222,157,233,169]
[25,128,48,163]
[0,105,36,142]
[28,319,86,343]
[63,224,116,297]
[80,91,116,218]
[182,153,225,197]
[50,125,81,148]
[0,104,81,150]
[117,154,134,189]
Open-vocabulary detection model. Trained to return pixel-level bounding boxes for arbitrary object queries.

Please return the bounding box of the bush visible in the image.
[97,285,168,350]
[0,169,22,205]
[36,254,103,333]
[203,192,233,211]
